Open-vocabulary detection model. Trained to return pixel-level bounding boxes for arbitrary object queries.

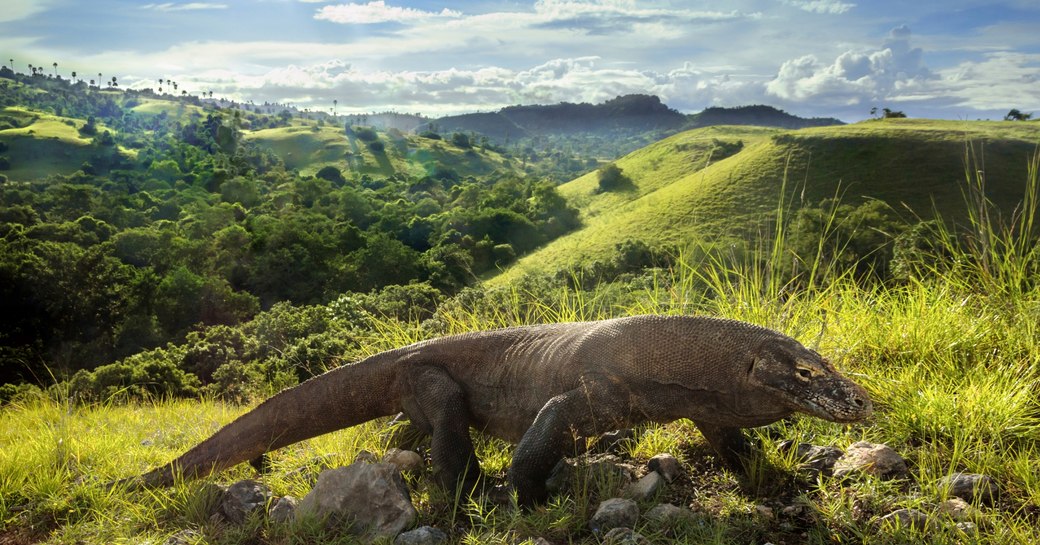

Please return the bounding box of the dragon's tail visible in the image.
[134,351,402,487]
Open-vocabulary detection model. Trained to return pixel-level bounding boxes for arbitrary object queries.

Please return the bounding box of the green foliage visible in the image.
[595,163,630,193]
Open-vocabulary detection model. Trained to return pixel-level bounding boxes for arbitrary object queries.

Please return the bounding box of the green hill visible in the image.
[0,106,130,180]
[493,119,1040,282]
[243,122,520,179]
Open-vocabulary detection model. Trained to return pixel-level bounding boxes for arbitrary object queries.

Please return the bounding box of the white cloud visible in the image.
[314,1,461,24]
[766,25,933,106]
[781,0,856,15]
[0,0,56,22]
[141,3,229,11]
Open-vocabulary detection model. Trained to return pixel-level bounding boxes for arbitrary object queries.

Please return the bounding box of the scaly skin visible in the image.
[132,315,872,505]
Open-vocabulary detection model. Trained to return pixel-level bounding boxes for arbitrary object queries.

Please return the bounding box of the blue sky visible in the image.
[2,0,1038,120]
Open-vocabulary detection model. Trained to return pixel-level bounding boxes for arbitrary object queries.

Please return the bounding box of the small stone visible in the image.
[938,473,998,505]
[602,527,649,545]
[383,448,424,473]
[354,450,379,463]
[220,479,271,524]
[163,529,199,545]
[877,508,929,529]
[269,495,297,524]
[394,525,448,545]
[833,442,908,480]
[955,521,978,536]
[647,453,682,482]
[938,498,974,521]
[781,504,803,517]
[589,498,639,533]
[755,505,774,519]
[644,503,700,526]
[622,471,664,500]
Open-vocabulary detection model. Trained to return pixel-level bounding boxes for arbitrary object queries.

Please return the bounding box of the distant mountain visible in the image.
[686,105,844,129]
[426,94,687,141]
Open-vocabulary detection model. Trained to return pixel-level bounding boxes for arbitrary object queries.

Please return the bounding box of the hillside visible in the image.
[428,94,687,141]
[243,122,519,179]
[493,119,1040,281]
[687,105,843,129]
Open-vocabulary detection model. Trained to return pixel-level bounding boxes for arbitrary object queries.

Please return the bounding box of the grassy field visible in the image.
[493,119,1040,283]
[0,107,102,180]
[3,154,1040,543]
[243,122,519,179]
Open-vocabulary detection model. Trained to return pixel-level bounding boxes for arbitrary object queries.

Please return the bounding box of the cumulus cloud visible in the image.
[781,0,855,15]
[766,25,933,106]
[140,3,228,11]
[314,1,461,24]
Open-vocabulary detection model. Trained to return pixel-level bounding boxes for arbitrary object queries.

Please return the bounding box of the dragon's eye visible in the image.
[796,367,813,380]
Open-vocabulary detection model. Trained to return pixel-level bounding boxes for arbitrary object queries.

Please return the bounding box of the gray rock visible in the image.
[622,471,664,500]
[589,498,639,533]
[547,454,635,494]
[877,508,929,529]
[833,442,908,480]
[602,527,649,545]
[220,479,271,524]
[297,462,417,540]
[938,472,998,505]
[938,498,975,522]
[646,453,681,482]
[383,448,424,473]
[955,521,978,536]
[269,495,298,524]
[643,503,701,527]
[354,450,379,463]
[163,529,200,545]
[394,525,448,545]
[779,441,844,477]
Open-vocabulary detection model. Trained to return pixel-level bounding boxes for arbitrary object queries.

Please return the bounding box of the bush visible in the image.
[596,163,631,193]
[66,352,201,402]
[0,156,10,171]
[354,127,379,142]
[367,140,385,153]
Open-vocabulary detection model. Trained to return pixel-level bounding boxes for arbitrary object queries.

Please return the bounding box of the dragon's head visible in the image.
[748,337,872,423]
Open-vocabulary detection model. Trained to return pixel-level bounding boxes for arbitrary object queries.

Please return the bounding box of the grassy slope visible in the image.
[494,119,1040,282]
[0,106,118,181]
[244,122,519,179]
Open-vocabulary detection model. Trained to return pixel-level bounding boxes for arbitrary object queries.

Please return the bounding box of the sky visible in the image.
[1,0,1038,121]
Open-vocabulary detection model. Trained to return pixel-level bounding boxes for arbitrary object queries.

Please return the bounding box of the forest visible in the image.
[0,69,580,392]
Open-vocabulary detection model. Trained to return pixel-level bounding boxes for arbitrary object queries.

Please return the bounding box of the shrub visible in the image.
[596,163,631,193]
[354,127,379,142]
[367,140,385,153]
[0,156,10,170]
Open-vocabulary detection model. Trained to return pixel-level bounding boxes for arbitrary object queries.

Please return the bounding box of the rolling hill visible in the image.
[491,118,1040,282]
[242,122,520,179]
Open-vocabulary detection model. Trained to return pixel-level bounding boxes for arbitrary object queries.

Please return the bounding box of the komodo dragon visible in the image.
[130,315,872,506]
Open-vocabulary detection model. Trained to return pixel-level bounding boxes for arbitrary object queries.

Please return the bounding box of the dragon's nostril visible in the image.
[852,396,865,408]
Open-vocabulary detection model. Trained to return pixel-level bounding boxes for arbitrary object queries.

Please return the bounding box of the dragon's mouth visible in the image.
[795,394,872,423]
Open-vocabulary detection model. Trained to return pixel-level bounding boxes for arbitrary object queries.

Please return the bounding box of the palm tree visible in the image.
[71,71,77,83]
[98,73,102,87]
[52,62,57,77]
[333,99,338,117]
[110,76,117,88]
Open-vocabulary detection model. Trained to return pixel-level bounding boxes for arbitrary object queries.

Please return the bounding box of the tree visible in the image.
[1004,109,1033,121]
[881,108,906,119]
[596,163,632,193]
[52,62,57,77]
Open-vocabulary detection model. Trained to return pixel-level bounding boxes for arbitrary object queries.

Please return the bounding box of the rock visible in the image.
[383,448,424,473]
[643,503,701,527]
[779,442,844,477]
[354,450,379,464]
[877,508,929,529]
[622,471,664,500]
[955,521,978,536]
[938,473,998,505]
[394,525,448,545]
[833,442,908,480]
[754,505,774,519]
[297,462,417,540]
[589,498,639,533]
[163,529,200,545]
[269,495,298,524]
[938,498,975,522]
[547,454,635,494]
[602,527,649,545]
[781,504,804,517]
[647,453,682,482]
[220,479,272,524]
